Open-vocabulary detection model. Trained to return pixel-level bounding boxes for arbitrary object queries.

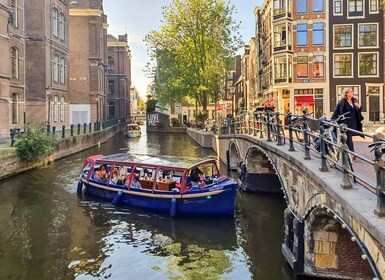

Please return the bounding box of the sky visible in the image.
[104,0,264,98]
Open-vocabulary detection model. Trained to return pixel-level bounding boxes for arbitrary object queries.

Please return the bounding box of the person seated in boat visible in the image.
[95,165,108,181]
[190,167,205,187]
[130,174,141,189]
[109,167,123,185]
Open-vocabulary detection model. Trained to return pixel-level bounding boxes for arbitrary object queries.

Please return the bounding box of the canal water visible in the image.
[0,127,296,280]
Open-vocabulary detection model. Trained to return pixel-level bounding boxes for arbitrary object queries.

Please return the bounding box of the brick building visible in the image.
[0,0,25,136]
[106,34,131,122]
[24,0,69,128]
[68,0,107,125]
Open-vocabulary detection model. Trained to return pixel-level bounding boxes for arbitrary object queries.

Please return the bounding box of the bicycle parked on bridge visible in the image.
[321,112,356,183]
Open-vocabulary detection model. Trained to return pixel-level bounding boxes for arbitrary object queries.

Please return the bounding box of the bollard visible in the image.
[89,122,92,133]
[70,124,74,136]
[287,113,295,151]
[319,120,329,172]
[77,123,81,135]
[83,123,87,134]
[52,126,56,137]
[46,124,51,133]
[10,128,15,147]
[339,124,352,189]
[62,125,65,138]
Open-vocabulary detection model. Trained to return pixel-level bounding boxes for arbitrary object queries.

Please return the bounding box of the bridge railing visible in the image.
[219,110,385,217]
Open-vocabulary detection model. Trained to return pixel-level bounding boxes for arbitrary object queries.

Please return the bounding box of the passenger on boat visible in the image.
[110,167,122,185]
[95,165,108,181]
[131,175,141,188]
[190,167,205,187]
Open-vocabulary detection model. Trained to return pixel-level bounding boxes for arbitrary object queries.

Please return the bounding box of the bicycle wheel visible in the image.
[270,125,277,141]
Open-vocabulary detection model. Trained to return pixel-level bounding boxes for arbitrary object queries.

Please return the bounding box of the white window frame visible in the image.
[333,53,353,78]
[53,54,59,83]
[333,24,354,49]
[60,56,65,84]
[347,0,365,19]
[11,46,19,79]
[333,0,343,16]
[52,8,58,37]
[53,95,59,123]
[358,52,378,77]
[369,0,378,14]
[357,23,378,49]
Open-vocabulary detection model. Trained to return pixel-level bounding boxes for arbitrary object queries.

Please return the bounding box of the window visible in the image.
[10,0,18,28]
[53,54,59,83]
[334,25,352,48]
[52,8,58,37]
[11,47,19,79]
[60,57,65,84]
[358,24,377,47]
[59,13,65,40]
[274,0,286,14]
[53,95,59,123]
[334,0,342,15]
[297,56,308,78]
[108,56,114,72]
[348,0,363,17]
[313,0,324,12]
[369,0,378,13]
[312,22,324,45]
[297,0,307,13]
[297,23,308,46]
[108,102,115,119]
[274,24,287,47]
[60,96,65,122]
[274,57,288,79]
[108,80,115,95]
[359,53,377,76]
[313,55,324,78]
[334,54,353,76]
[12,93,19,124]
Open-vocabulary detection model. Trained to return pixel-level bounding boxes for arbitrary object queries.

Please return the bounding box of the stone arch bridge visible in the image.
[213,134,385,280]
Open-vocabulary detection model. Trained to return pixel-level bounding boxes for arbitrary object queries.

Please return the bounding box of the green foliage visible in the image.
[171,117,181,127]
[145,0,242,114]
[146,99,157,113]
[15,124,56,162]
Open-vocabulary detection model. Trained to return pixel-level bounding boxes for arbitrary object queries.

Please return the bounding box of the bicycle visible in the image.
[291,113,318,151]
[322,112,356,182]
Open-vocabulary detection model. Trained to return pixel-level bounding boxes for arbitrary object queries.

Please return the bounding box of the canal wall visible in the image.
[186,128,214,148]
[0,123,123,180]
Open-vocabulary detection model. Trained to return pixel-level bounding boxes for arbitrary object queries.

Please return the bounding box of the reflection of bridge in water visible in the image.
[189,116,385,279]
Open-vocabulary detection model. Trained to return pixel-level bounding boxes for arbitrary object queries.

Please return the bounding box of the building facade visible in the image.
[0,0,25,136]
[106,34,131,122]
[329,0,384,122]
[24,0,69,128]
[68,0,107,125]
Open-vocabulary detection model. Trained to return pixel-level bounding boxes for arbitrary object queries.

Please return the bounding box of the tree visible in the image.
[145,0,242,116]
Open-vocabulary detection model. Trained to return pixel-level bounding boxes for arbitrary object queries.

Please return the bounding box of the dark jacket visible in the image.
[331,98,363,135]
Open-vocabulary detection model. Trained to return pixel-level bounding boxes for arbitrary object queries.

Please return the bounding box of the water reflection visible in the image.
[69,197,241,279]
[0,127,295,280]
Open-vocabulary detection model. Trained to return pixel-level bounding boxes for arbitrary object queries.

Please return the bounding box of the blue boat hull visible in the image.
[80,178,237,217]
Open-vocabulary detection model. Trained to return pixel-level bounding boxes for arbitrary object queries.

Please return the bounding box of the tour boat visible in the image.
[77,153,238,217]
[126,123,141,138]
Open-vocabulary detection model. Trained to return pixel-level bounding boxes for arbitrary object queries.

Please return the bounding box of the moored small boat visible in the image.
[77,153,238,217]
[126,123,141,138]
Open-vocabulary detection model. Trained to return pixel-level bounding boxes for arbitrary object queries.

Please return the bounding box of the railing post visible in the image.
[259,112,263,138]
[276,112,283,146]
[70,124,74,136]
[89,122,92,133]
[266,111,272,142]
[373,134,385,216]
[287,113,295,151]
[83,123,87,134]
[303,112,311,160]
[77,123,81,135]
[319,120,329,172]
[61,125,65,138]
[339,124,353,189]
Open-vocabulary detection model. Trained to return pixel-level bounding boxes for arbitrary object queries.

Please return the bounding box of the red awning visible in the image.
[262,99,277,106]
[295,96,314,106]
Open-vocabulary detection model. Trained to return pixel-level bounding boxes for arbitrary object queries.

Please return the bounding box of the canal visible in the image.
[0,128,296,280]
